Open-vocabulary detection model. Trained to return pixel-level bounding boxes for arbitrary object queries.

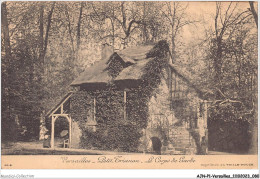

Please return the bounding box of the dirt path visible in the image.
[1,141,141,155]
[2,141,241,155]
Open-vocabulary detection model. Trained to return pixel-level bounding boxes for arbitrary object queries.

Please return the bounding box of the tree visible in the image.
[204,2,257,153]
[209,2,253,97]
[90,2,148,49]
[39,2,55,77]
[1,2,14,141]
[2,2,257,154]
[76,2,84,51]
[1,2,58,140]
[161,2,197,63]
[135,2,166,44]
[248,1,258,154]
[249,2,258,28]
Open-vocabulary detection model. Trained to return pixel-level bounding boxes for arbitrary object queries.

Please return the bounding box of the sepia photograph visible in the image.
[1,1,258,171]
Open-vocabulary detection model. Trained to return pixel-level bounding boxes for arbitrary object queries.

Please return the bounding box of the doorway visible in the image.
[151,137,162,155]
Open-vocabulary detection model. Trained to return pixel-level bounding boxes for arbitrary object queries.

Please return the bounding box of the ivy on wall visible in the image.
[70,40,171,152]
[70,86,145,152]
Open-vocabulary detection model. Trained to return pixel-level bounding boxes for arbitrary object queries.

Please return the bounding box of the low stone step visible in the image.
[173,146,184,149]
[171,139,191,143]
[171,130,190,133]
[171,137,190,140]
[172,144,191,147]
[173,145,192,149]
[173,138,191,141]
[171,134,190,136]
[171,132,190,135]
[171,134,190,137]
[171,138,190,141]
[172,143,191,146]
[164,150,185,155]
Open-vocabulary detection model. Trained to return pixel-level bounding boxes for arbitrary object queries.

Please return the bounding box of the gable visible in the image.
[106,53,132,78]
[70,58,112,85]
[169,64,206,99]
[115,58,151,81]
[71,44,156,86]
[70,40,207,99]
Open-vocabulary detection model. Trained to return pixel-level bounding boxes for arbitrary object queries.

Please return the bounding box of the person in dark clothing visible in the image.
[43,135,51,148]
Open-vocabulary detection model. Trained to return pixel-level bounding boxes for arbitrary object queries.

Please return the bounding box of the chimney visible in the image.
[101,43,114,60]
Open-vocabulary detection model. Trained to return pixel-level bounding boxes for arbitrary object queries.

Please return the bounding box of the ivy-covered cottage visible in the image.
[45,40,208,155]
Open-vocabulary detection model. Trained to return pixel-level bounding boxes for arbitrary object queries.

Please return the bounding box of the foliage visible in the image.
[107,54,125,78]
[70,87,144,152]
[71,41,169,152]
[208,103,250,153]
[2,2,184,142]
[2,33,43,141]
[201,2,257,153]
[1,1,257,155]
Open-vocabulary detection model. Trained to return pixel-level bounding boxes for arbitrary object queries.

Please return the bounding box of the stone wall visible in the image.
[69,68,207,154]
[71,121,81,148]
[143,68,204,155]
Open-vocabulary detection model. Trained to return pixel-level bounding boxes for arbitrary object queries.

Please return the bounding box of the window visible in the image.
[171,73,188,100]
[199,102,204,118]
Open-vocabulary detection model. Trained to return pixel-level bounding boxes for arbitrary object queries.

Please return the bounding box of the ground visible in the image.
[1,141,241,155]
[1,141,140,155]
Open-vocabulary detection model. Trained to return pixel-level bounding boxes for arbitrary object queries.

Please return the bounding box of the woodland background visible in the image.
[1,1,258,154]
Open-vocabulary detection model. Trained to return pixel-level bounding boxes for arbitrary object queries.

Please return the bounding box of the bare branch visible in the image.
[64,5,75,53]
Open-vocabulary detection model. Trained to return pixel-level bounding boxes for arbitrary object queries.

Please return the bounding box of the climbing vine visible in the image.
[70,40,170,152]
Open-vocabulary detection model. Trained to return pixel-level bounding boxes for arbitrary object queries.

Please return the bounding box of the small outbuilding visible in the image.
[45,40,208,154]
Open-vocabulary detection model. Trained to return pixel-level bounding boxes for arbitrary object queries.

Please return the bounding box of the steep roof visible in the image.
[117,45,153,61]
[71,59,111,85]
[70,41,207,98]
[71,45,154,86]
[115,58,151,81]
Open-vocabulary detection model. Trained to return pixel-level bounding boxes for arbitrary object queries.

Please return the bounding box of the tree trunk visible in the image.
[65,7,75,54]
[214,38,223,95]
[43,2,55,61]
[142,2,148,43]
[1,2,12,116]
[39,4,44,63]
[1,2,11,59]
[76,2,84,51]
[249,104,258,154]
[249,74,258,154]
[38,2,55,121]
[248,2,258,155]
[1,2,17,141]
[39,2,55,64]
[171,35,176,63]
[249,2,258,28]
